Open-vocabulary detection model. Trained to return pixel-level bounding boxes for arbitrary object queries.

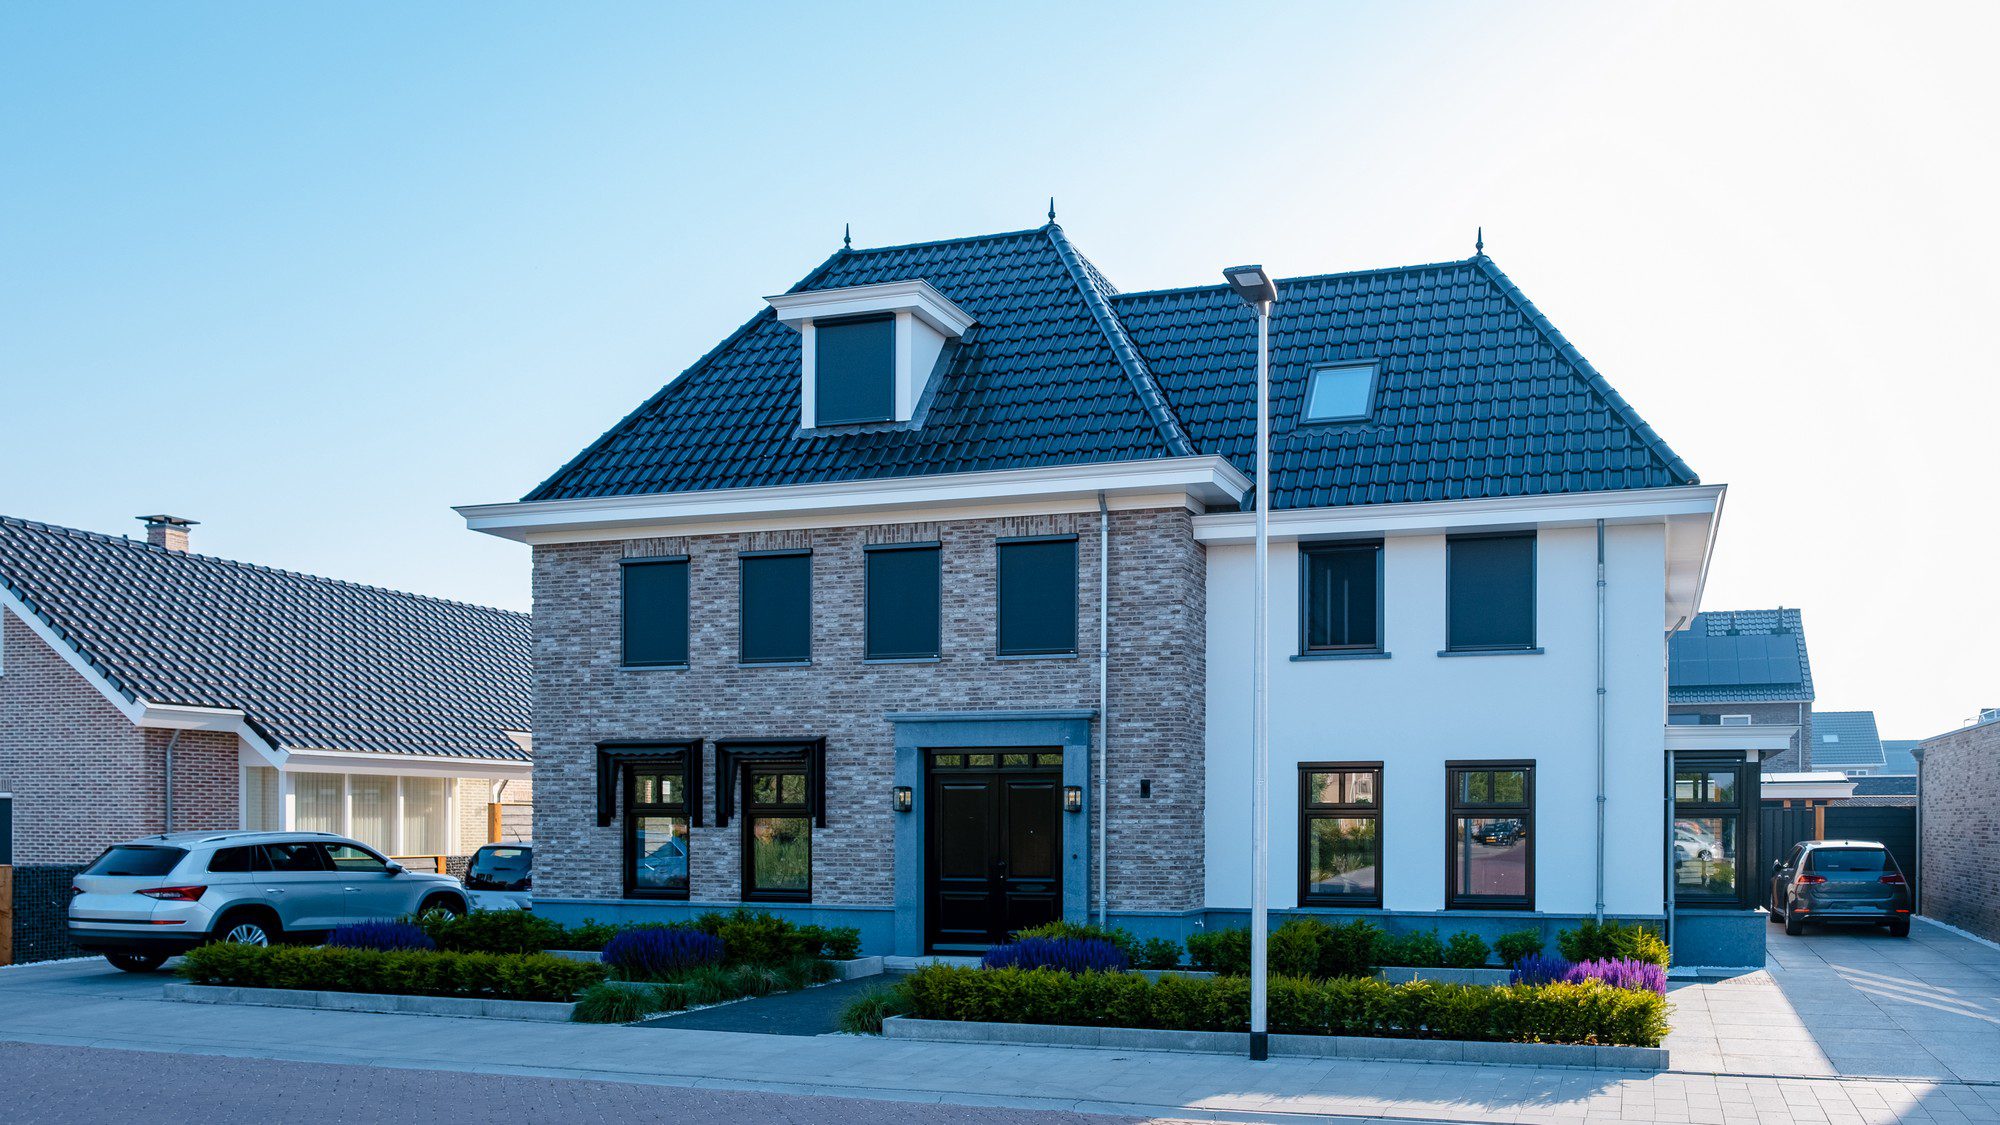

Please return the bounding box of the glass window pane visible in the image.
[1675,768,1738,805]
[1303,364,1375,421]
[633,816,689,892]
[1304,545,1379,650]
[1460,771,1491,804]
[1672,816,1737,896]
[749,816,810,893]
[1490,769,1527,804]
[294,773,342,834]
[1447,534,1535,649]
[778,773,806,805]
[244,767,282,831]
[814,314,894,424]
[349,775,393,852]
[1035,753,1064,767]
[866,546,940,659]
[1305,772,1340,805]
[623,560,689,666]
[325,844,388,873]
[741,553,811,663]
[934,753,963,768]
[997,540,1078,655]
[1306,816,1379,898]
[1002,753,1030,768]
[968,753,996,767]
[1453,816,1529,899]
[1347,771,1377,805]
[1810,848,1888,873]
[401,777,449,855]
[751,774,778,804]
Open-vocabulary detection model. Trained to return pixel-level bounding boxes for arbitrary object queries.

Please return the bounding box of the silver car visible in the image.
[69,830,469,972]
[1769,839,1913,937]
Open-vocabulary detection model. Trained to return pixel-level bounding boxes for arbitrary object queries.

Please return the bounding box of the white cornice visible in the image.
[458,456,1252,544]
[1192,484,1726,544]
[767,279,976,338]
[1664,723,1799,754]
[283,746,532,779]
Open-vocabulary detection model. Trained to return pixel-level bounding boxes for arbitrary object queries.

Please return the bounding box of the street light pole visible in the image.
[1223,264,1278,1062]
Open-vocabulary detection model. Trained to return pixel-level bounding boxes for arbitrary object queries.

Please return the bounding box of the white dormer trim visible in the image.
[767,280,975,429]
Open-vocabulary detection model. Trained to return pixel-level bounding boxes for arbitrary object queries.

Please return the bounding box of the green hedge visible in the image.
[898,965,1666,1047]
[551,910,862,964]
[179,942,605,1003]
[1556,920,1669,969]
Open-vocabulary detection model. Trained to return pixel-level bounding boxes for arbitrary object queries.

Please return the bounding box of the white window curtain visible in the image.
[244,767,282,831]
[293,773,342,833]
[349,775,394,852]
[401,777,449,856]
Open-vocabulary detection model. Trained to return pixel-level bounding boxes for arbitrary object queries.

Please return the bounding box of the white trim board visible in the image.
[1664,724,1799,754]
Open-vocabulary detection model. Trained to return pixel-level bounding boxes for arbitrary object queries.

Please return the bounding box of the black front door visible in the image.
[925,750,1064,951]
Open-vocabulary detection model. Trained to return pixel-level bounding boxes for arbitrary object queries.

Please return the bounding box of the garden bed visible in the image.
[161,981,576,1022]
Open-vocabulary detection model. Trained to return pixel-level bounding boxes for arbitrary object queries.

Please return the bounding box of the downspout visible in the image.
[1663,614,1686,961]
[162,729,183,834]
[1594,519,1607,923]
[1096,491,1111,927]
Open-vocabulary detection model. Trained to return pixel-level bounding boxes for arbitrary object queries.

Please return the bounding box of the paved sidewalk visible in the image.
[4,953,1998,1123]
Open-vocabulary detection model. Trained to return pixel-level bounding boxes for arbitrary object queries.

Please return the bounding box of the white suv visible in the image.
[69,830,469,972]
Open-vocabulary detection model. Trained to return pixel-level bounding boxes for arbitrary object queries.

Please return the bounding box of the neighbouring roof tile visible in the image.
[1668,608,1815,704]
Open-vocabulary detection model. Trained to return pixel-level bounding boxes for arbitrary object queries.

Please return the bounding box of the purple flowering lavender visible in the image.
[326,920,436,952]
[1564,957,1667,994]
[981,936,1128,974]
[601,926,724,979]
[1508,950,1573,986]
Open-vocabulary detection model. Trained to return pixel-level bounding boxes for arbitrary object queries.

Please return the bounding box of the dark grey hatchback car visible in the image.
[1769,840,1912,937]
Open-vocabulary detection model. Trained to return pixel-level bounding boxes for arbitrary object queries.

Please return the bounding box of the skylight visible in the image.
[1302,362,1377,422]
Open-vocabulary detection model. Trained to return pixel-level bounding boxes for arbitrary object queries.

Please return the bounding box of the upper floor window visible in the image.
[812,314,895,425]
[1301,541,1382,653]
[1720,714,1752,727]
[1302,362,1377,422]
[996,537,1077,656]
[740,551,811,665]
[1445,533,1536,651]
[865,543,941,660]
[622,557,689,667]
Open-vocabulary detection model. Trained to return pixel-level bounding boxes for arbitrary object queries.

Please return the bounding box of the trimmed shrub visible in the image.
[1264,918,1379,980]
[1494,928,1544,968]
[417,909,565,955]
[556,919,629,952]
[1556,920,1670,969]
[981,936,1128,974]
[1012,920,1138,961]
[1185,927,1250,976]
[1132,937,1184,970]
[327,920,435,953]
[1509,951,1573,986]
[896,965,1666,1047]
[1566,958,1667,995]
[1375,929,1444,968]
[178,943,603,1002]
[571,983,666,1023]
[838,982,914,1034]
[798,924,863,961]
[602,927,725,981]
[1443,931,1491,969]
[693,910,818,966]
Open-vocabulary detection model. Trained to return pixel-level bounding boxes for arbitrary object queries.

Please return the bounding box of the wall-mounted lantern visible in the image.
[893,785,914,814]
[1062,785,1083,814]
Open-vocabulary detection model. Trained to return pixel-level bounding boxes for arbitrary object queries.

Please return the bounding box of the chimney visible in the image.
[138,514,198,553]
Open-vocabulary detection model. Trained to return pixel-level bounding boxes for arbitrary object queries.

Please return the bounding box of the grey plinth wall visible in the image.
[889,710,1095,957]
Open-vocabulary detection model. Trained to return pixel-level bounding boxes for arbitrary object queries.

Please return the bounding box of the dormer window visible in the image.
[1302,361,1377,423]
[768,279,975,429]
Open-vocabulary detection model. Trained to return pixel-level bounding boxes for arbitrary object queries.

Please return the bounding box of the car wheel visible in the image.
[418,894,465,919]
[104,952,169,973]
[213,911,279,947]
[1768,904,1785,925]
[1783,907,1805,936]
[1888,918,1910,938]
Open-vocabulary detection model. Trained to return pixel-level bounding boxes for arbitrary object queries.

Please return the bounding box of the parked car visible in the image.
[68,830,470,972]
[462,843,532,911]
[1475,819,1524,846]
[1769,839,1911,937]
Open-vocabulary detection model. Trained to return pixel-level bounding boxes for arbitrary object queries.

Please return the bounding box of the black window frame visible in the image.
[1445,761,1535,910]
[1672,754,1756,908]
[995,535,1079,657]
[1300,360,1379,424]
[1298,540,1385,654]
[864,541,942,661]
[1297,762,1384,908]
[738,549,812,666]
[621,556,690,668]
[740,760,812,903]
[812,312,896,426]
[623,754,694,901]
[1444,532,1538,653]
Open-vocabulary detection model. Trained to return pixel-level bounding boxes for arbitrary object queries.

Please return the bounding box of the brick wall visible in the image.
[1917,719,2000,941]
[1669,701,1813,770]
[531,506,1205,913]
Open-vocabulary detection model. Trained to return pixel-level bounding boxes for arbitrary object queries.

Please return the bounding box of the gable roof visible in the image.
[1811,710,1886,771]
[0,515,530,761]
[1668,607,1814,704]
[526,224,1698,510]
[1879,739,1920,775]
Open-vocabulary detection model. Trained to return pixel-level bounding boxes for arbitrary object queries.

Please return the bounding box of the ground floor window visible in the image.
[625,762,691,898]
[743,762,811,902]
[1674,757,1753,906]
[241,767,457,857]
[1298,763,1383,906]
[1446,762,1534,908]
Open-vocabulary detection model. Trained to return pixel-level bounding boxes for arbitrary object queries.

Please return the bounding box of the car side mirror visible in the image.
[1772,860,1784,874]
[385,862,406,876]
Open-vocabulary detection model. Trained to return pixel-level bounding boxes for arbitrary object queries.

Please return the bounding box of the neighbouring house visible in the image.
[462,220,1756,965]
[1915,709,2000,942]
[0,514,532,962]
[1879,739,1920,776]
[1667,607,1814,770]
[1811,710,1886,775]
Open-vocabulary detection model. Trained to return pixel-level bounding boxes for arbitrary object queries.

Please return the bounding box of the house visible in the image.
[462,220,1755,965]
[1879,739,1920,776]
[1811,710,1886,775]
[0,514,532,961]
[1667,607,1814,770]
[1914,709,2000,942]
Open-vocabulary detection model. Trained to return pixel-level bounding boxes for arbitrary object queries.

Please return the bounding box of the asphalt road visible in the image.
[0,1041,1163,1125]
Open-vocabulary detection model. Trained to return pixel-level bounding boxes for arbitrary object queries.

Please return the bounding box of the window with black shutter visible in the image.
[740,551,811,664]
[1300,542,1382,653]
[1446,533,1536,651]
[622,558,689,667]
[996,537,1077,656]
[865,543,940,660]
[813,314,894,425]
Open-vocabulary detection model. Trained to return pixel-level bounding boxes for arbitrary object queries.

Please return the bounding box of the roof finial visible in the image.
[1048,196,1057,224]
[1475,226,1484,255]
[842,222,851,250]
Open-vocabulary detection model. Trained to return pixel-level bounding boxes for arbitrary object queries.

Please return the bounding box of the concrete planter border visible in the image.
[882,1015,1665,1071]
[551,953,883,980]
[162,982,576,1022]
[1376,965,1514,985]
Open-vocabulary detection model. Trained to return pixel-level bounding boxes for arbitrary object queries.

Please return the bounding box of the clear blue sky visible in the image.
[3,3,1994,736]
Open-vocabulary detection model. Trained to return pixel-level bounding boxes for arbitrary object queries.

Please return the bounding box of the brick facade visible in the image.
[531,506,1205,914]
[1669,701,1813,771]
[1917,719,2000,941]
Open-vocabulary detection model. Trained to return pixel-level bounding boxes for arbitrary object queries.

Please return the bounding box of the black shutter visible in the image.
[997,538,1078,656]
[1303,544,1380,650]
[865,544,941,659]
[1447,534,1536,650]
[740,552,811,663]
[622,558,689,666]
[814,314,895,424]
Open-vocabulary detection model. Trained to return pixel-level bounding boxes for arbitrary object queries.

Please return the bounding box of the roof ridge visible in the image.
[1042,224,1195,459]
[1470,255,1699,486]
[835,225,1050,259]
[1109,256,1484,302]
[0,514,530,624]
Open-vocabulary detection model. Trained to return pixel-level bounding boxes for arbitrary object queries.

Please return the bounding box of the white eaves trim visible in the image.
[458,456,1253,545]
[1192,484,1726,544]
[0,586,285,768]
[283,746,532,779]
[766,279,976,338]
[1664,723,1799,755]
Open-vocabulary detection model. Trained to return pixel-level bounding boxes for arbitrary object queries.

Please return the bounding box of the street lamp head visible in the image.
[1223,264,1278,307]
